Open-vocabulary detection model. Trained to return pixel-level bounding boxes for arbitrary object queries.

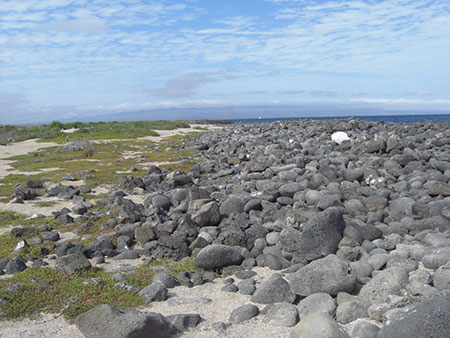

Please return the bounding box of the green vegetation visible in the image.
[126,257,198,289]
[0,257,200,321]
[0,211,55,229]
[0,121,210,322]
[0,132,202,200]
[0,234,53,260]
[0,268,144,320]
[0,120,190,144]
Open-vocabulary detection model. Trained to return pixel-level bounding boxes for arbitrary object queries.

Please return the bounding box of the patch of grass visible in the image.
[0,267,144,321]
[2,120,191,144]
[1,131,203,200]
[126,257,198,289]
[0,257,200,321]
[33,201,57,207]
[41,120,190,143]
[0,234,53,260]
[0,211,55,229]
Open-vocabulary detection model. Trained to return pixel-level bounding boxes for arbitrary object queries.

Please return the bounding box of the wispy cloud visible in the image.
[144,72,217,98]
[0,0,449,123]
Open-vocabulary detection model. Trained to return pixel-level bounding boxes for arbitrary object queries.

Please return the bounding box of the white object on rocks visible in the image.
[331,131,351,144]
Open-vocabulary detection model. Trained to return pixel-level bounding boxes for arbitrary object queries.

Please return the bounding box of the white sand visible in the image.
[0,198,74,217]
[0,139,58,179]
[0,314,84,338]
[0,267,294,338]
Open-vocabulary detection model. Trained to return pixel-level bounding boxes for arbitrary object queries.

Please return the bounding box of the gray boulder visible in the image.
[297,293,336,318]
[377,296,450,338]
[229,304,259,324]
[220,196,245,216]
[151,195,172,211]
[336,300,368,324]
[434,262,450,291]
[110,197,142,224]
[139,283,168,303]
[165,313,202,333]
[5,256,27,274]
[264,303,299,327]
[358,267,408,305]
[195,244,243,271]
[56,251,91,274]
[152,272,176,289]
[281,208,345,261]
[351,321,379,338]
[191,201,221,227]
[291,312,350,338]
[287,255,356,297]
[75,304,170,338]
[251,273,296,304]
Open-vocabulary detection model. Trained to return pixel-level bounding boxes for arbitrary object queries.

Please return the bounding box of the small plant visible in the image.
[56,140,94,157]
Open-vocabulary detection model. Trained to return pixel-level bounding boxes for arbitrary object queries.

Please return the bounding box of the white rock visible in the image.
[331,131,351,145]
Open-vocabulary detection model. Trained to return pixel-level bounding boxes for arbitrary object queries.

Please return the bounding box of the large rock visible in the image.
[165,313,202,333]
[264,303,299,327]
[297,293,336,318]
[56,251,91,274]
[291,312,350,338]
[5,256,27,274]
[110,197,143,224]
[358,267,408,305]
[191,201,221,227]
[281,208,345,261]
[287,254,356,297]
[195,244,243,271]
[139,283,168,303]
[229,304,259,324]
[251,273,296,304]
[219,196,245,216]
[434,262,450,291]
[75,304,170,338]
[377,296,450,338]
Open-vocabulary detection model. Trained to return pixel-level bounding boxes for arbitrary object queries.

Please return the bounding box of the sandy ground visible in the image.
[0,267,294,338]
[0,124,218,217]
[0,198,74,217]
[0,139,58,179]
[0,124,219,180]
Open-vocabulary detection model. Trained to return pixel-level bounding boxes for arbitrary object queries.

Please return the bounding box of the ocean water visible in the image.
[229,114,450,124]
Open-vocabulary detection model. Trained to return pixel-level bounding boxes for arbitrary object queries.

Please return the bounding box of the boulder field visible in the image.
[2,118,450,337]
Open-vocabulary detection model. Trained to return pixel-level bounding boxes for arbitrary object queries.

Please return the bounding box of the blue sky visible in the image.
[1,0,449,123]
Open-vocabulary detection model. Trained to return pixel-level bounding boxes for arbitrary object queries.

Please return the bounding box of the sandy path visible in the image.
[0,139,58,179]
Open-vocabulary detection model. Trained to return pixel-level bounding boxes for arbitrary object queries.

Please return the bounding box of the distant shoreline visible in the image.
[227,113,450,124]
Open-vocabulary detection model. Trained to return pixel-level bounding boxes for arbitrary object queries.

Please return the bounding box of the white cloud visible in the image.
[35,17,109,34]
[0,0,449,123]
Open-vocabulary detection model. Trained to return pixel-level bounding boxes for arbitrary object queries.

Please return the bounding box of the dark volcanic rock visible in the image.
[109,196,143,224]
[195,244,243,270]
[377,296,450,338]
[229,304,259,324]
[220,196,246,216]
[191,201,221,227]
[5,256,27,274]
[75,304,171,338]
[251,273,296,304]
[56,251,91,274]
[358,267,409,305]
[291,312,350,338]
[281,207,345,262]
[287,254,356,297]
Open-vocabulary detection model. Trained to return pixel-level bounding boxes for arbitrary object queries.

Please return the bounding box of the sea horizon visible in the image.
[227,113,450,124]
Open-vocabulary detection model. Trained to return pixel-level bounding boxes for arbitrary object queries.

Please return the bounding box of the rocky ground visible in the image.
[1,118,450,337]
